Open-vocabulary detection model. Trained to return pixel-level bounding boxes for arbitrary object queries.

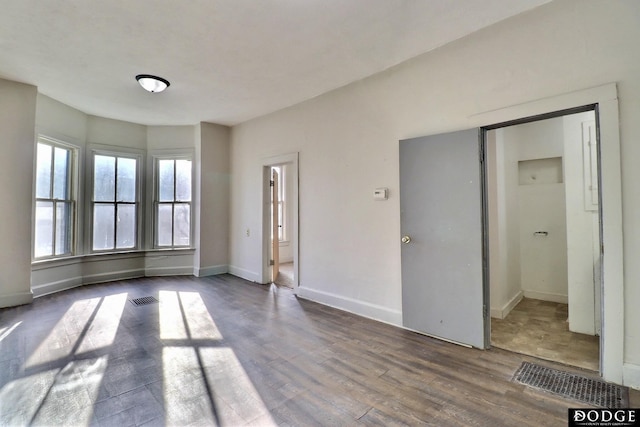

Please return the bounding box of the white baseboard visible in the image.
[523,290,568,304]
[228,265,260,283]
[297,286,402,326]
[0,291,33,308]
[84,268,145,285]
[491,290,524,319]
[194,265,228,277]
[623,363,640,390]
[145,266,193,277]
[32,276,83,298]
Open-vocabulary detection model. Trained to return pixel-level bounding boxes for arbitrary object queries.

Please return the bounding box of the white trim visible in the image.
[297,286,403,326]
[474,83,624,384]
[522,290,568,304]
[491,290,524,319]
[228,265,260,283]
[623,363,640,390]
[0,291,33,308]
[32,276,83,298]
[145,266,193,276]
[194,264,228,277]
[83,268,145,285]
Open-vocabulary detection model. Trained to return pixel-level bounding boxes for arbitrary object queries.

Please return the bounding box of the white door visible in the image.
[400,129,487,348]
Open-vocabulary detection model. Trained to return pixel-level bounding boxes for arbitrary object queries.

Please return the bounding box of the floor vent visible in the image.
[513,361,628,408]
[130,296,159,306]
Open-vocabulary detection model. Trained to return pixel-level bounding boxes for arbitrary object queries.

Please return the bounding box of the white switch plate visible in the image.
[373,188,388,201]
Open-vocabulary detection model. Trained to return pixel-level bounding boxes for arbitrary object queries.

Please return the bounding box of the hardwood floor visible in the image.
[491,298,599,371]
[1,275,637,426]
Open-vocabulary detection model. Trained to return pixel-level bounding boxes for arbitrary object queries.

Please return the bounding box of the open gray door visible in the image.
[400,129,487,348]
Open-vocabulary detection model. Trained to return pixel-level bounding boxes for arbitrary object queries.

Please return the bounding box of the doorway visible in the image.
[261,153,299,290]
[399,84,623,383]
[486,110,601,371]
[270,164,294,288]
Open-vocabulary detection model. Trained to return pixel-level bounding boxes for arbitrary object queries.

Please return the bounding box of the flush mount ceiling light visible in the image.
[135,74,170,93]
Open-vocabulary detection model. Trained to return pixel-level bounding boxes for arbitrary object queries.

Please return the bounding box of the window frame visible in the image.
[88,147,143,253]
[33,136,78,260]
[151,153,194,249]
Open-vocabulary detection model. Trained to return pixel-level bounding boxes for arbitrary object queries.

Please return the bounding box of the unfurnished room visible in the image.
[1,1,640,426]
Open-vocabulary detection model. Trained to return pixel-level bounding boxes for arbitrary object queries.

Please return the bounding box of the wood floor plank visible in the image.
[0,274,627,426]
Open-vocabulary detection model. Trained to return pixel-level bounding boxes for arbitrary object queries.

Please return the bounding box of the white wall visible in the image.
[229,0,640,383]
[512,118,568,303]
[564,111,600,335]
[194,122,231,276]
[488,129,522,319]
[0,79,37,307]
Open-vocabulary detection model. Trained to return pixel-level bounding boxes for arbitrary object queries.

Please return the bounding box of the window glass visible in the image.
[116,204,136,248]
[94,155,115,202]
[176,160,192,202]
[93,203,115,250]
[157,204,173,246]
[158,159,174,202]
[53,147,70,199]
[34,201,54,258]
[117,157,136,202]
[174,203,191,246]
[36,144,52,199]
[55,202,72,255]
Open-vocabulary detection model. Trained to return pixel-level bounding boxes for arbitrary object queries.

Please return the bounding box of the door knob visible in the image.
[401,235,411,244]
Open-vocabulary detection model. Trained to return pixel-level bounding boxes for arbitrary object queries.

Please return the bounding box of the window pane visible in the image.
[158,160,174,202]
[55,201,72,255]
[35,201,54,257]
[157,204,173,246]
[93,204,115,250]
[94,155,115,201]
[175,159,192,201]
[116,157,137,202]
[174,203,191,246]
[53,147,70,200]
[36,143,52,199]
[116,204,136,249]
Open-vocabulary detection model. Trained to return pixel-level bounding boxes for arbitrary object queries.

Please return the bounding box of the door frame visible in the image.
[260,152,299,290]
[472,83,623,383]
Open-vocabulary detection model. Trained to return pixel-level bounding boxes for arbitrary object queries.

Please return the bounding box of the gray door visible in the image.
[400,129,486,348]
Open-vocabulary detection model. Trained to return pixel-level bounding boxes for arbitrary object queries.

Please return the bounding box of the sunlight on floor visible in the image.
[159,290,189,339]
[0,356,109,425]
[0,320,21,343]
[25,297,101,368]
[77,293,127,353]
[159,290,276,425]
[200,347,277,425]
[178,291,222,340]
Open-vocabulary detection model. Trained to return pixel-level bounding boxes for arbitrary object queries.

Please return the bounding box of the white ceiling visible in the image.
[0,0,551,126]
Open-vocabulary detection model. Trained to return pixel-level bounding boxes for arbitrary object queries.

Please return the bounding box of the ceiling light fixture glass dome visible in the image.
[135,74,170,93]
